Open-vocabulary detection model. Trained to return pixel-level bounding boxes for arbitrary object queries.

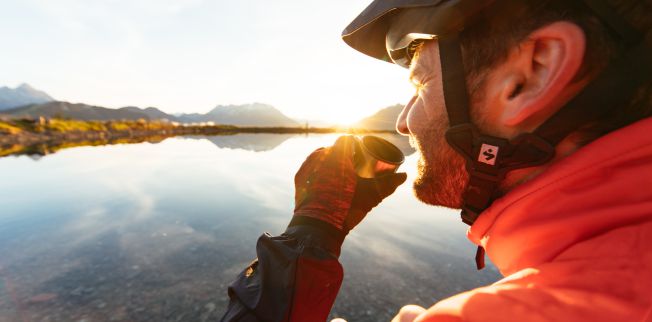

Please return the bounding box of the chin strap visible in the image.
[445,123,556,225]
[436,0,652,269]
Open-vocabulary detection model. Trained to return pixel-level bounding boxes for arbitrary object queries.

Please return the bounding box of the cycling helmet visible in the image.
[343,0,650,227]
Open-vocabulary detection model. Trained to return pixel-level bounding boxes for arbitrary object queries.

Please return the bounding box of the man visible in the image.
[222,0,652,321]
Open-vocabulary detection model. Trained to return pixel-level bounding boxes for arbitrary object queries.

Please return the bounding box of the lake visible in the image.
[0,133,500,322]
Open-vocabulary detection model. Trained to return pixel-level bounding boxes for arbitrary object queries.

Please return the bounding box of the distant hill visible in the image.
[174,112,205,123]
[0,101,170,121]
[177,103,298,127]
[1,100,300,127]
[0,84,54,110]
[0,84,299,126]
[354,104,403,131]
[353,104,415,156]
[120,106,174,120]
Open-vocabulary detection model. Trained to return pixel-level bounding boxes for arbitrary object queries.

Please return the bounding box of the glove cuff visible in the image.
[286,216,347,257]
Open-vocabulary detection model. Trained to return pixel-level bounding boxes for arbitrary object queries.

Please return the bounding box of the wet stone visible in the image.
[205,302,216,313]
[70,287,83,296]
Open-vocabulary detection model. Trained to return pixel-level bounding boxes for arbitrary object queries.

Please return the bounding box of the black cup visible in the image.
[353,135,405,178]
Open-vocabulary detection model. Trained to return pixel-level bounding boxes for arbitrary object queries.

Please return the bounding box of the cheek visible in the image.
[406,88,446,134]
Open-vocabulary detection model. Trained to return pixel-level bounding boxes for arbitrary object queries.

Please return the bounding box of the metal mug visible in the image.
[353,135,405,178]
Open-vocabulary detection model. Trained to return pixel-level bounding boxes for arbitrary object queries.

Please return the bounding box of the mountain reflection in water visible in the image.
[0,134,498,322]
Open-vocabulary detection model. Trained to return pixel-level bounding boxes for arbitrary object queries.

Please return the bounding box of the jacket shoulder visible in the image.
[416,266,644,322]
[415,277,561,322]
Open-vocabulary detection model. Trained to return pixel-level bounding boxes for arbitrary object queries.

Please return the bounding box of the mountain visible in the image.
[0,101,172,121]
[354,104,403,131]
[0,84,299,126]
[120,106,174,120]
[178,103,298,127]
[0,83,54,110]
[174,112,206,124]
[1,100,300,127]
[354,104,415,156]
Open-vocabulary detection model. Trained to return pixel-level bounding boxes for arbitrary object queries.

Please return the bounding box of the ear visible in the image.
[489,21,586,131]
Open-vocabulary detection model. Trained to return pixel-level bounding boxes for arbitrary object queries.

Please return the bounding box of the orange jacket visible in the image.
[416,118,652,322]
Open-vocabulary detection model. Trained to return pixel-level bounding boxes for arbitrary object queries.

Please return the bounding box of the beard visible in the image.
[410,114,468,209]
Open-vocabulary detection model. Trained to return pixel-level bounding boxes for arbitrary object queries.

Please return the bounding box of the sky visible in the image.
[0,0,414,125]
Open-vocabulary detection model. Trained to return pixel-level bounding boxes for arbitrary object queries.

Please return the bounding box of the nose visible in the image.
[396,96,416,135]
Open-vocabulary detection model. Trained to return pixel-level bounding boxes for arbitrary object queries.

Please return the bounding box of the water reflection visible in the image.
[0,134,497,322]
[199,133,417,155]
[1,132,416,158]
[201,133,297,152]
[0,136,169,159]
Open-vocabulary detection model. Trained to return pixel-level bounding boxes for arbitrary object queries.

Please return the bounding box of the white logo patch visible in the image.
[478,144,499,166]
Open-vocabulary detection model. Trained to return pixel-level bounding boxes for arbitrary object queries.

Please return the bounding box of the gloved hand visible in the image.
[291,135,407,233]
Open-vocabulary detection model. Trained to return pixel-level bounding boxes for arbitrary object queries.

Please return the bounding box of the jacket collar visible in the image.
[467,117,652,276]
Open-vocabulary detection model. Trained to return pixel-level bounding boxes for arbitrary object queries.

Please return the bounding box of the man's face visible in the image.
[396,41,468,209]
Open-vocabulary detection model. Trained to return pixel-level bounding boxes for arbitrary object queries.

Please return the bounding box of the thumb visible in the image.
[375,172,408,197]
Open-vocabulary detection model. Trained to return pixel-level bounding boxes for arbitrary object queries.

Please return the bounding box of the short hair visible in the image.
[459,0,652,145]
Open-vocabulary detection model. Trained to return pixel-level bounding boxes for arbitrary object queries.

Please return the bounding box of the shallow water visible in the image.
[0,133,500,322]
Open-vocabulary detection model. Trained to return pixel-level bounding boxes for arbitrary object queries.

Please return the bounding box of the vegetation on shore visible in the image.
[0,118,177,134]
[0,117,395,158]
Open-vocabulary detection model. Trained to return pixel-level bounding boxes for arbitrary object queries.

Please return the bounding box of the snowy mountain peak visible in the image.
[0,83,54,110]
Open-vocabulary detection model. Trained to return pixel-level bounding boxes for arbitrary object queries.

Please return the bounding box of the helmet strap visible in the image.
[439,34,556,226]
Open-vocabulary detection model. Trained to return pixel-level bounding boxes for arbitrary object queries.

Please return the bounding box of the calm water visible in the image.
[0,134,500,322]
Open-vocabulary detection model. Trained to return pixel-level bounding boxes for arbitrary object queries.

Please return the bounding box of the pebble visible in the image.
[205,302,216,313]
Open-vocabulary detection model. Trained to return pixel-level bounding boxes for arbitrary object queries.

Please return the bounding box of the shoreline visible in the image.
[0,118,394,157]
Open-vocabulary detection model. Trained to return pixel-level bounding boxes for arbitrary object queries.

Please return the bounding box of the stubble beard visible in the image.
[410,115,468,209]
